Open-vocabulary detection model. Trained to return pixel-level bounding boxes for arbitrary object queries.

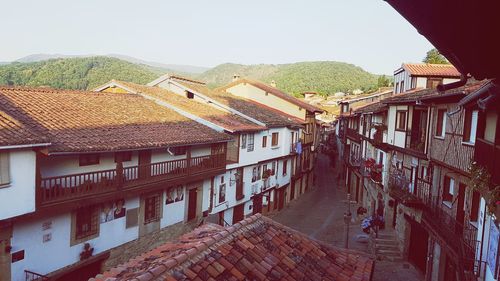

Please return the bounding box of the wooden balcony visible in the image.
[346,128,361,142]
[475,138,500,185]
[38,154,226,209]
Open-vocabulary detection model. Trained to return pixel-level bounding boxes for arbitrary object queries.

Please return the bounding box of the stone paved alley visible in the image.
[270,153,425,281]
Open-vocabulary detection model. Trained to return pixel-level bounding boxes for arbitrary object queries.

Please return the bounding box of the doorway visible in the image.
[233,204,244,224]
[252,194,263,215]
[408,218,429,273]
[187,188,198,221]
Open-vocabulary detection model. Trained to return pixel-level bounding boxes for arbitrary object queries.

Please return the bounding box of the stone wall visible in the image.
[102,218,202,271]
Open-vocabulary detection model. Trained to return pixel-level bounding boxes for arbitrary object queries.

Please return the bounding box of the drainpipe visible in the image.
[437,74,468,93]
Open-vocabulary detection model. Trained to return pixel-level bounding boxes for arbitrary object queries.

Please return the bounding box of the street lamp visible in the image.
[344,193,352,249]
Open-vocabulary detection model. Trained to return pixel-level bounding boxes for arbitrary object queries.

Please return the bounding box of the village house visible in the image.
[0,86,233,281]
[393,63,461,94]
[336,57,500,280]
[216,77,324,202]
[94,78,305,228]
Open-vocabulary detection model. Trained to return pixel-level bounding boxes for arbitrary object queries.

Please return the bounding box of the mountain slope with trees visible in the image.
[198,61,380,96]
[0,57,165,90]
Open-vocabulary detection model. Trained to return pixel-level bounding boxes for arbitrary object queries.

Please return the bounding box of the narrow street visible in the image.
[270,153,424,281]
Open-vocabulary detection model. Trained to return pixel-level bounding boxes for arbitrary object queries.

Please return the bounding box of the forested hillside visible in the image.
[197,61,379,96]
[0,57,162,90]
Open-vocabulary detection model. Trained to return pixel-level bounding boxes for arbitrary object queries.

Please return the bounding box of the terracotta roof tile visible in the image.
[218,78,324,113]
[0,109,48,147]
[173,80,304,128]
[382,80,487,105]
[0,86,231,153]
[107,80,265,132]
[100,214,374,281]
[402,63,461,77]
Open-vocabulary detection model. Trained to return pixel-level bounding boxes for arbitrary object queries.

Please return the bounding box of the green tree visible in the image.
[423,48,449,64]
[377,75,390,87]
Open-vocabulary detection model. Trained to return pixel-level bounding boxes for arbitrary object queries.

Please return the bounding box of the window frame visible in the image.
[73,206,99,244]
[262,135,267,148]
[470,190,481,223]
[0,152,10,186]
[435,108,447,138]
[144,193,161,224]
[442,176,454,203]
[247,133,255,152]
[463,109,478,145]
[241,134,247,149]
[114,151,132,163]
[79,154,100,166]
[282,160,288,176]
[271,132,279,147]
[396,110,407,131]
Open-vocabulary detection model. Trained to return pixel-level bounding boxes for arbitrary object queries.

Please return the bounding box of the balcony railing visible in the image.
[25,270,49,281]
[39,154,225,206]
[349,153,362,167]
[475,138,500,185]
[346,128,361,141]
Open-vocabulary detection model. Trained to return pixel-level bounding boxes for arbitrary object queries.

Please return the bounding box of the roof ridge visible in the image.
[123,215,263,281]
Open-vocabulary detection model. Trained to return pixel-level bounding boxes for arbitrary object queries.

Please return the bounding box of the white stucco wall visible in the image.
[10,197,140,281]
[0,149,37,220]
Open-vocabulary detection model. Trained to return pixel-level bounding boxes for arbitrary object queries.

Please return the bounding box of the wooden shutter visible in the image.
[463,110,472,142]
[0,152,10,185]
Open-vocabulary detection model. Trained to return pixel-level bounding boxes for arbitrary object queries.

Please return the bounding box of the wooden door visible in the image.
[253,194,263,215]
[278,187,285,210]
[456,183,466,234]
[187,188,197,221]
[233,204,244,224]
[138,150,151,179]
[409,219,428,273]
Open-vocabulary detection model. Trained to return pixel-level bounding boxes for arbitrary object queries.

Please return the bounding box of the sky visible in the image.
[0,0,434,75]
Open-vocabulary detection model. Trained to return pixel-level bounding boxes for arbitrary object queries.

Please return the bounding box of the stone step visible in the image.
[375,244,400,251]
[374,238,398,244]
[375,233,397,239]
[384,255,404,262]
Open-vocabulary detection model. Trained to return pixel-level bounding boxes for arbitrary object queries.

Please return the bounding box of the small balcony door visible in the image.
[138,150,151,179]
[187,188,198,221]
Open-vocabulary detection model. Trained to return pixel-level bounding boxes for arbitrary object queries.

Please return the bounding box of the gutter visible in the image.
[437,74,467,92]
[0,143,51,150]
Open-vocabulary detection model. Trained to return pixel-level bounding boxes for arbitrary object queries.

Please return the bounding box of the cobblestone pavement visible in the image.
[270,153,424,281]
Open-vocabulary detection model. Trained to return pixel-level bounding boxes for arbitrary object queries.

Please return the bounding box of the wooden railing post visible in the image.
[116,161,124,189]
[186,147,192,175]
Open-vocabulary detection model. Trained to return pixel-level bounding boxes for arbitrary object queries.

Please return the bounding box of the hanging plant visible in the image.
[468,161,500,215]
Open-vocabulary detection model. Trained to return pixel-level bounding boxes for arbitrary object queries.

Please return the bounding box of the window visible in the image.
[400,81,405,93]
[443,176,454,202]
[436,109,447,137]
[271,162,276,175]
[283,160,288,176]
[241,134,247,149]
[262,164,268,177]
[396,111,407,131]
[185,90,194,99]
[114,151,132,163]
[395,82,400,94]
[0,152,10,186]
[79,154,100,166]
[411,77,417,89]
[170,146,187,155]
[470,190,481,222]
[463,109,479,144]
[262,136,267,148]
[247,134,255,152]
[271,132,279,146]
[144,194,161,224]
[75,206,99,240]
[427,78,443,89]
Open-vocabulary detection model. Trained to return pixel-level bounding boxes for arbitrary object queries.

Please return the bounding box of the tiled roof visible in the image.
[0,110,48,147]
[402,63,461,77]
[218,78,324,113]
[353,101,387,114]
[383,80,487,105]
[106,80,265,132]
[173,80,304,128]
[0,86,231,153]
[95,214,374,281]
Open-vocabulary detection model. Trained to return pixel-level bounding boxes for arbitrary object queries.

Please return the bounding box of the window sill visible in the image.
[271,146,280,150]
[442,201,453,208]
[0,183,12,189]
[434,136,445,140]
[395,128,406,132]
[461,141,475,147]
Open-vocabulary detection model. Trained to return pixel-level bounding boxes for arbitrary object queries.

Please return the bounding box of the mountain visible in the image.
[197,61,379,96]
[107,54,209,74]
[0,56,163,90]
[14,53,208,75]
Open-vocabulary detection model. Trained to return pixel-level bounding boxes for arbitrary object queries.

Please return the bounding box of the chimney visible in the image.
[232,74,241,82]
[270,80,276,87]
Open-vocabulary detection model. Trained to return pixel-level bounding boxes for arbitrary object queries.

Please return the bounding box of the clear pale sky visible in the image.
[0,0,433,74]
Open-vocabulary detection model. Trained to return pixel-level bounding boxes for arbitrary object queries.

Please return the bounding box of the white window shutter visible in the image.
[470,110,479,143]
[0,152,10,185]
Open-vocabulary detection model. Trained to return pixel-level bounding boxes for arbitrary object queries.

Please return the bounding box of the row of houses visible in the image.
[337,63,500,281]
[0,74,323,281]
